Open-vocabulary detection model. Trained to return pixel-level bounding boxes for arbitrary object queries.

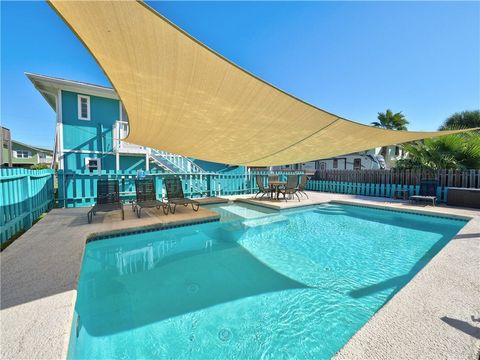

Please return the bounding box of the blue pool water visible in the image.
[68,203,466,359]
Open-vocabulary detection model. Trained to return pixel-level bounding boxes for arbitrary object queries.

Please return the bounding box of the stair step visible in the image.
[242,215,288,228]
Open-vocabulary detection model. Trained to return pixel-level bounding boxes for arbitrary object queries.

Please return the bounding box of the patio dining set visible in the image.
[255,174,309,201]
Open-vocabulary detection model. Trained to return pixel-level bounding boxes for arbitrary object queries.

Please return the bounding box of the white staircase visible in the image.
[149,150,205,173]
[113,120,205,174]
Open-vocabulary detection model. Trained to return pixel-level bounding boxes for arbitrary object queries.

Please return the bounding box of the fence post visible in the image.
[26,171,33,228]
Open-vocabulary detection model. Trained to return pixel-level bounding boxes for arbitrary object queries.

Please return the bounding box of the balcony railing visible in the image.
[112,121,148,154]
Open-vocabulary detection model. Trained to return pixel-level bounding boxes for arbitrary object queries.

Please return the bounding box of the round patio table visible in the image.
[269,181,286,200]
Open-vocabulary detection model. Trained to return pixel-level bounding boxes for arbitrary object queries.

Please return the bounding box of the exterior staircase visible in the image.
[114,120,205,174]
[149,150,206,173]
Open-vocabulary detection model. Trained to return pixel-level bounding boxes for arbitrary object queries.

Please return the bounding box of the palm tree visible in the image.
[371,109,409,130]
[371,109,409,159]
[397,132,480,170]
[438,110,480,130]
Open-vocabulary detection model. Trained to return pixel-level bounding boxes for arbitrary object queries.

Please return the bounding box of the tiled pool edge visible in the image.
[87,217,220,242]
[330,199,473,221]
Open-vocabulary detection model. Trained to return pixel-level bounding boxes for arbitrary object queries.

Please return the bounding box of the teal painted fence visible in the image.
[307,180,449,201]
[307,180,446,201]
[1,168,55,244]
[306,169,480,203]
[57,170,303,208]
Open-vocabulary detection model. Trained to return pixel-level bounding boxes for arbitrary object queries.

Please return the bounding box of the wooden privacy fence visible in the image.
[0,168,55,244]
[57,170,304,208]
[311,169,480,188]
[307,169,480,202]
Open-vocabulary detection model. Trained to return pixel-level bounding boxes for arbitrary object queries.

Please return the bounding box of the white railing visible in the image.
[113,121,206,173]
[151,150,205,173]
[113,121,148,154]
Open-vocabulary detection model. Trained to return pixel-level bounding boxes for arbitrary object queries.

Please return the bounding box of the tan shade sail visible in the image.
[48,1,474,166]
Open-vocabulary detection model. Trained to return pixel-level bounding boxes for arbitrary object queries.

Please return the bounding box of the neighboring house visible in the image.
[1,137,53,168]
[272,146,406,174]
[27,73,241,174]
[1,127,13,167]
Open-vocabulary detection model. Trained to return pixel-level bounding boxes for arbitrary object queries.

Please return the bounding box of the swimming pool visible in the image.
[68,203,466,359]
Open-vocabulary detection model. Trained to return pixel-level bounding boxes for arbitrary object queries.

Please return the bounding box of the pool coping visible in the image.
[87,217,220,242]
[1,193,478,359]
[237,196,476,220]
[329,199,474,221]
[196,196,230,206]
[236,197,312,210]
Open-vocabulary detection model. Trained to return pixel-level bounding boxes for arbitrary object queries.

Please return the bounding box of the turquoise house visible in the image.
[27,73,243,174]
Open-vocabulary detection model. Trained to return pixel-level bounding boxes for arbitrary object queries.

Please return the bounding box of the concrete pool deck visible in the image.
[1,192,479,359]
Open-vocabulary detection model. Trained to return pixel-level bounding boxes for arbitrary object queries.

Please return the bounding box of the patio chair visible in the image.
[163,176,200,214]
[87,179,124,223]
[133,178,169,218]
[279,175,300,202]
[255,175,272,199]
[409,179,438,206]
[297,175,309,199]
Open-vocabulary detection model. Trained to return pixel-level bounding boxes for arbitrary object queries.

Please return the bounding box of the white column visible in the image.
[145,152,150,171]
[116,152,120,171]
[57,90,64,170]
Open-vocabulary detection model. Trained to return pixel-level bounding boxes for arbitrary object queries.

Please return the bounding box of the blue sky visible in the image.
[1,1,479,148]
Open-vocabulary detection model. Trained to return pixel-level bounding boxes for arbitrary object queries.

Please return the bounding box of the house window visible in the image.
[333,159,338,169]
[15,150,31,158]
[395,146,400,156]
[85,158,101,172]
[353,158,362,170]
[78,95,91,120]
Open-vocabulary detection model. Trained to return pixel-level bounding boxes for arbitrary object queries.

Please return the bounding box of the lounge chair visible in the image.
[297,175,309,199]
[409,179,438,206]
[279,175,300,201]
[87,179,124,223]
[163,176,200,214]
[255,175,272,199]
[133,178,169,218]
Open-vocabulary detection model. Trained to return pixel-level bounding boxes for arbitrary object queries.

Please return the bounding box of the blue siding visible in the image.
[63,152,165,172]
[120,156,145,171]
[58,88,226,173]
[64,152,116,171]
[62,90,119,152]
